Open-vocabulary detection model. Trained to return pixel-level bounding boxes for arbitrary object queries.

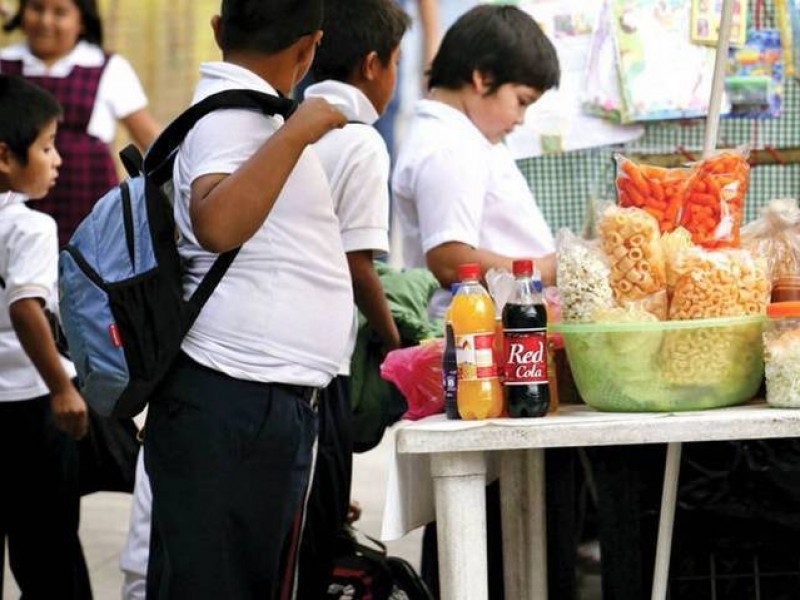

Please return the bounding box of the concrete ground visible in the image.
[3,425,600,598]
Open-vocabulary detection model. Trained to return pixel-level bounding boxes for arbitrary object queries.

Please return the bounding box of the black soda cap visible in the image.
[458,263,481,281]
[512,259,534,277]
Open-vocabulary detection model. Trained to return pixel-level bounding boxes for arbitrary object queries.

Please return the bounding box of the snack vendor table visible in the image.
[380,402,800,600]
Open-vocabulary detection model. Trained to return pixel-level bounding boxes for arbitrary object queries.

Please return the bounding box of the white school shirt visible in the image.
[0,41,148,144]
[0,192,75,402]
[173,62,353,387]
[305,80,390,374]
[393,99,555,270]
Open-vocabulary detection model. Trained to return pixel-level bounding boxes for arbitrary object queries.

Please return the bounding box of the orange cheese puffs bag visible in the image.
[615,154,689,234]
[680,148,750,249]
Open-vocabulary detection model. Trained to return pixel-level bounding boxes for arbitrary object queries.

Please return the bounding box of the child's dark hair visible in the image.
[3,0,104,47]
[310,0,411,83]
[0,75,62,165]
[218,0,324,54]
[428,5,560,95]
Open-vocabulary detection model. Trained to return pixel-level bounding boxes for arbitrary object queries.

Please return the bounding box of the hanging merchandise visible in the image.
[611,0,730,123]
[690,0,748,48]
[583,0,630,122]
[725,28,785,118]
[788,0,800,80]
[490,0,644,158]
[775,0,796,77]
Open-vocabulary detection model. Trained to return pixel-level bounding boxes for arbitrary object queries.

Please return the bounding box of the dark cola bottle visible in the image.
[502,259,549,417]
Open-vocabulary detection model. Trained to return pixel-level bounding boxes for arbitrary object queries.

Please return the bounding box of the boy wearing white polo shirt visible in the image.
[142,1,354,599]
[299,0,410,595]
[0,74,90,598]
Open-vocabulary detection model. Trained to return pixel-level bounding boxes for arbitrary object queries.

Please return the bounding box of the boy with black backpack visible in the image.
[0,74,92,598]
[141,1,355,598]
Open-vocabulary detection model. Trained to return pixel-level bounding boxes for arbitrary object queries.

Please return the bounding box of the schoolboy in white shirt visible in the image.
[298,0,410,595]
[142,1,354,599]
[0,74,91,599]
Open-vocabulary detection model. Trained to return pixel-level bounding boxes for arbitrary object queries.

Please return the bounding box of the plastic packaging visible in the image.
[380,340,445,421]
[450,264,504,420]
[598,205,668,319]
[614,154,689,233]
[681,148,750,249]
[552,315,765,412]
[764,302,800,408]
[741,198,800,284]
[556,228,614,323]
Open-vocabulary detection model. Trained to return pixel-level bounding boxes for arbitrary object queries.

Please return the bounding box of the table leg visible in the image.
[500,449,547,600]
[651,442,682,600]
[430,452,489,600]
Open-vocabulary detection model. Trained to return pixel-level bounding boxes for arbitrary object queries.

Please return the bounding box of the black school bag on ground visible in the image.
[59,90,296,418]
[325,527,434,600]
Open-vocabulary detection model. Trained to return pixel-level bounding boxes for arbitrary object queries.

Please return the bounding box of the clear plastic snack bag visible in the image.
[556,228,614,323]
[741,197,800,282]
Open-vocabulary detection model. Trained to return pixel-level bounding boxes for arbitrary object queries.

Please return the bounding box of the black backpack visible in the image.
[58,90,296,418]
[324,527,434,600]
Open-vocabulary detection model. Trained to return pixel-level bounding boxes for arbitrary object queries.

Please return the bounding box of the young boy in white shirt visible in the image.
[0,74,91,598]
[141,1,355,599]
[298,0,410,595]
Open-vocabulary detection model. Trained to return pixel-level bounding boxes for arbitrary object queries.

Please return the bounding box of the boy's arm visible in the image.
[347,251,401,352]
[426,242,556,288]
[10,298,88,439]
[190,98,347,253]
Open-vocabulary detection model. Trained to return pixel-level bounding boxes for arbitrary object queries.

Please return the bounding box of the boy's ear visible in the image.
[471,69,493,95]
[210,15,223,50]
[0,143,15,176]
[362,51,381,82]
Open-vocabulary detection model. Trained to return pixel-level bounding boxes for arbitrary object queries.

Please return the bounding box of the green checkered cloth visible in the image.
[518,1,800,234]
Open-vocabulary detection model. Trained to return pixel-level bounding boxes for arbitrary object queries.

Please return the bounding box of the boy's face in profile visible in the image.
[471,77,541,144]
[0,119,62,199]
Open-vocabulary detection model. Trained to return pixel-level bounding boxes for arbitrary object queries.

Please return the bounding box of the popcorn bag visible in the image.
[555,228,614,323]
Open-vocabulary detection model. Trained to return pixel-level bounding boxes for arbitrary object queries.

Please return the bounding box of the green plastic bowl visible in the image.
[550,316,765,412]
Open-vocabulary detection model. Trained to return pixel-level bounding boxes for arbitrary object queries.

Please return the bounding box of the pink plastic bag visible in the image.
[380,340,444,420]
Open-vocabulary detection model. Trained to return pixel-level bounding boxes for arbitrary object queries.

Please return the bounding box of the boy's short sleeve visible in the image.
[3,214,57,308]
[414,146,489,254]
[182,110,281,185]
[334,131,390,254]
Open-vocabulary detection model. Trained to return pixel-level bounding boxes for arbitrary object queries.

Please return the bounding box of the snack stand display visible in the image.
[380,1,800,599]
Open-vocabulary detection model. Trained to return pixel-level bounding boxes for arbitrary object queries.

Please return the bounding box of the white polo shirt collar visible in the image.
[303,80,380,124]
[194,61,281,103]
[414,98,492,151]
[0,41,105,76]
[0,192,27,210]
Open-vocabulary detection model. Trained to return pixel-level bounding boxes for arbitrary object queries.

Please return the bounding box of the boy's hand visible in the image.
[51,385,89,440]
[287,97,347,145]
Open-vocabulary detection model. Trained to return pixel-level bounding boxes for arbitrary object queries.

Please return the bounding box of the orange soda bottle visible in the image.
[450,263,504,420]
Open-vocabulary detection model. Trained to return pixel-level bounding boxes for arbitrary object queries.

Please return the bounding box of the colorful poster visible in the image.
[690,0,749,47]
[611,0,730,122]
[584,0,628,122]
[725,28,784,118]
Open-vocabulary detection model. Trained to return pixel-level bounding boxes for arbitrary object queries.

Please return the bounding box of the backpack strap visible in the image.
[144,89,298,185]
[119,144,144,178]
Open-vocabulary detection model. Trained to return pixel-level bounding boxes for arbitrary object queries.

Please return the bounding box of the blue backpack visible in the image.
[58,89,296,418]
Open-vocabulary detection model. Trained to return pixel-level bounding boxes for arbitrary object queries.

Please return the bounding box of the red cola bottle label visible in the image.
[503,328,548,384]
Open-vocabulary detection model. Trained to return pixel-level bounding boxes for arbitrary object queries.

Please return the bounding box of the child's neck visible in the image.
[224,50,302,97]
[429,87,470,116]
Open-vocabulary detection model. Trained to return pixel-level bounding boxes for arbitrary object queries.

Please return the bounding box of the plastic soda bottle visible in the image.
[502,259,549,417]
[450,264,504,420]
[442,284,460,420]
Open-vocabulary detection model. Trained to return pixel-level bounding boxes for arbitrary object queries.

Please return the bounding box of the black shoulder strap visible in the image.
[146,89,295,319]
[144,89,298,185]
[119,144,144,178]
